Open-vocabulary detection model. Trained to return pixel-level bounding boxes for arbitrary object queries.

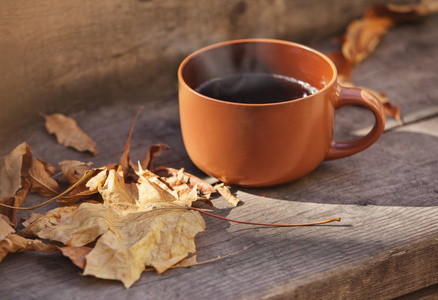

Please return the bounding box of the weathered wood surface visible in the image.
[1,14,438,300]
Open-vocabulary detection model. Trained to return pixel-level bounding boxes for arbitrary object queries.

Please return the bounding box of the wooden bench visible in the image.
[1,13,437,300]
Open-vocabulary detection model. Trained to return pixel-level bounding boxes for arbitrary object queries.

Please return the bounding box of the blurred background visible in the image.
[0,0,414,130]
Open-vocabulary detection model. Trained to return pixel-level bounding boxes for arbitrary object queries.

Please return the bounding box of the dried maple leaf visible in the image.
[44,113,98,156]
[82,202,204,288]
[21,167,206,288]
[28,158,59,197]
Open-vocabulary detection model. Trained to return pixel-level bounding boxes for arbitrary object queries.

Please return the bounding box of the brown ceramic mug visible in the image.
[178,39,386,187]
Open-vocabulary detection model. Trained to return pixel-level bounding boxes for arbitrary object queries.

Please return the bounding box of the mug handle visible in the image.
[325,85,386,160]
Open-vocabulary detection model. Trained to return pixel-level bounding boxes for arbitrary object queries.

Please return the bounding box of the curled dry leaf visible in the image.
[44,113,98,156]
[59,160,93,185]
[0,142,32,200]
[342,0,438,65]
[0,233,58,262]
[0,142,32,225]
[142,143,171,171]
[28,158,59,197]
[0,215,15,240]
[21,213,44,227]
[118,109,143,180]
[0,180,30,227]
[342,17,393,65]
[155,166,216,195]
[1,214,58,263]
[56,187,97,206]
[365,0,438,20]
[56,162,98,206]
[214,183,240,207]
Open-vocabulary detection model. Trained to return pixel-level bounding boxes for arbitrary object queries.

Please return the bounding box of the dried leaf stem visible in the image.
[189,207,341,227]
[0,170,94,210]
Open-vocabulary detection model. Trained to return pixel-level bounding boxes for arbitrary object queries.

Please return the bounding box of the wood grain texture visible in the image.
[1,9,438,300]
[0,0,415,130]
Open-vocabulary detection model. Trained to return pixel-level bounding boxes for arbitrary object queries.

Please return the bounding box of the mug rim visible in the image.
[178,38,338,107]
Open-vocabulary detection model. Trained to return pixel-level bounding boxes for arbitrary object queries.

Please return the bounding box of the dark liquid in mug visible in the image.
[196,73,318,104]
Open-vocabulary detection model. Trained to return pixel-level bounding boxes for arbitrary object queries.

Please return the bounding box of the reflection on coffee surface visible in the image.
[196,73,318,104]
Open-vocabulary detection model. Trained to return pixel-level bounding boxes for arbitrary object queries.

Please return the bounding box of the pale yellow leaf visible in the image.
[214,183,240,206]
[83,204,205,288]
[24,201,205,288]
[98,169,138,216]
[85,168,108,191]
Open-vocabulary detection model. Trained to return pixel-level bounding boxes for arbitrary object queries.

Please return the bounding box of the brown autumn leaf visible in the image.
[44,113,98,156]
[142,143,171,171]
[28,158,59,197]
[59,160,93,185]
[331,0,438,124]
[0,142,32,226]
[342,0,438,65]
[21,212,44,227]
[365,0,438,20]
[117,108,145,181]
[55,161,97,206]
[342,17,393,65]
[0,179,30,227]
[56,186,98,206]
[1,214,58,262]
[0,142,32,200]
[21,167,206,288]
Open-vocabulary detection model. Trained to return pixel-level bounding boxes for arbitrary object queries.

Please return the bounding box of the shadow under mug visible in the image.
[178,39,386,187]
